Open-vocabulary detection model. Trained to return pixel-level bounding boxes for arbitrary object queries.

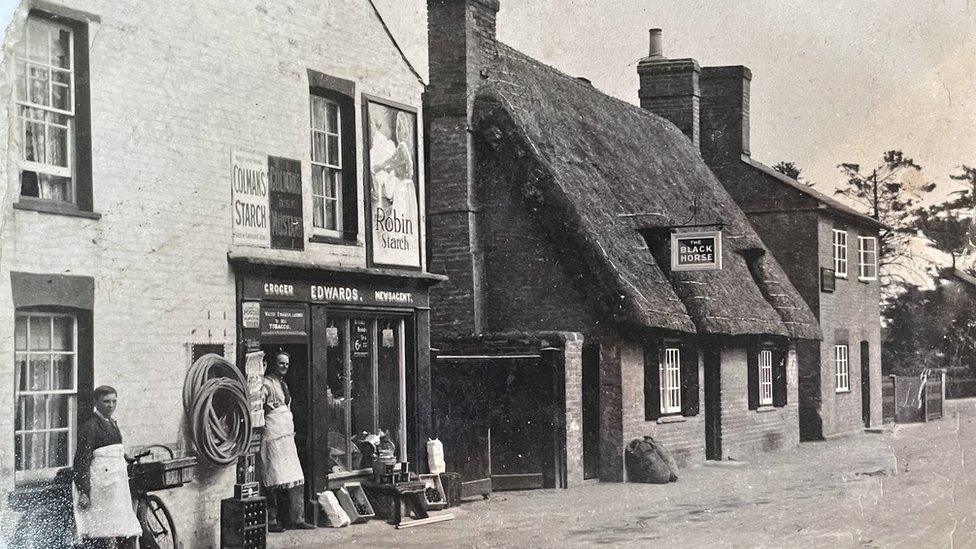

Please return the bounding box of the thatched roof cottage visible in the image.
[426,0,821,486]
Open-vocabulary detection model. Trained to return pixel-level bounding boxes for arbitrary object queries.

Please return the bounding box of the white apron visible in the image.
[73,443,141,539]
[261,406,305,489]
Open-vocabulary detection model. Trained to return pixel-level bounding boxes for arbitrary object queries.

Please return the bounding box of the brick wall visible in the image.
[0,1,424,545]
[708,163,882,441]
[718,347,800,460]
[617,338,706,473]
[815,218,882,438]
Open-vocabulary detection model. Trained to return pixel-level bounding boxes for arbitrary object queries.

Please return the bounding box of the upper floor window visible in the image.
[835,344,850,392]
[16,12,93,213]
[833,229,848,278]
[15,312,78,481]
[859,236,877,281]
[307,70,357,243]
[310,95,343,235]
[18,17,74,202]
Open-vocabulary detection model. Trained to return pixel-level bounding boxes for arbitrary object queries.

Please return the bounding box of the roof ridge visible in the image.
[494,41,679,132]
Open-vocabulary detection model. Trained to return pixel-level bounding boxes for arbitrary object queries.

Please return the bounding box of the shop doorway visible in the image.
[308,309,411,494]
[861,341,870,428]
[703,350,722,460]
[581,344,601,480]
[258,343,311,517]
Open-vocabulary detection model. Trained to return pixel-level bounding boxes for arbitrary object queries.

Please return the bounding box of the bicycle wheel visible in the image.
[141,494,178,549]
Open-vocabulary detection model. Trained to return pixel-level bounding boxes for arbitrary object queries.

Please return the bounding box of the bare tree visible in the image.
[836,150,934,292]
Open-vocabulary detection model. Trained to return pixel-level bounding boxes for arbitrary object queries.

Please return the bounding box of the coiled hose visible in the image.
[183,353,252,467]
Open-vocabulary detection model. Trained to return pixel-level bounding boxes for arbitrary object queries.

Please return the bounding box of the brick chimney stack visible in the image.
[637,29,701,147]
[425,0,500,336]
[637,29,753,166]
[700,66,752,166]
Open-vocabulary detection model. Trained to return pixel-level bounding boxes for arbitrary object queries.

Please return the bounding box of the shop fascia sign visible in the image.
[671,230,723,271]
[242,277,425,308]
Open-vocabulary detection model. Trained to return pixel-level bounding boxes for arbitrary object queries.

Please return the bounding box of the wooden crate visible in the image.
[418,474,447,511]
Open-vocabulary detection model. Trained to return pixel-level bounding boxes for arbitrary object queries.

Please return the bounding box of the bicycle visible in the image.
[128,445,195,549]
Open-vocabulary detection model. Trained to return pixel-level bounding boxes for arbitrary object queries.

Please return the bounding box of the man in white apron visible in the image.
[261,351,316,531]
[73,386,141,548]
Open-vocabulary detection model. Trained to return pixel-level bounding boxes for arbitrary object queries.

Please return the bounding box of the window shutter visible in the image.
[772,348,788,407]
[644,341,661,421]
[340,95,358,241]
[680,344,700,416]
[747,347,759,410]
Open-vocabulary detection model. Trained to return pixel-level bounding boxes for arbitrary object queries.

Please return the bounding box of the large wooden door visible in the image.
[432,354,562,496]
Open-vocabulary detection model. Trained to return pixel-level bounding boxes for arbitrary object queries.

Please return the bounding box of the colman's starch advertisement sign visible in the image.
[232,150,271,248]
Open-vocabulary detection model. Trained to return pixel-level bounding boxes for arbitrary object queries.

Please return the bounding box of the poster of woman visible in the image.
[366,100,421,269]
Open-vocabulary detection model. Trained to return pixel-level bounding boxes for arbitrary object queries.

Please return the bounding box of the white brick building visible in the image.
[0,1,438,546]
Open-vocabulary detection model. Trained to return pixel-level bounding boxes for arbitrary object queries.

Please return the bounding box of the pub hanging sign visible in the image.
[671,230,723,271]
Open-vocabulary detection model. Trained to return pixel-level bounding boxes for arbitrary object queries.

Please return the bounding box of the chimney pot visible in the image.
[648,28,664,60]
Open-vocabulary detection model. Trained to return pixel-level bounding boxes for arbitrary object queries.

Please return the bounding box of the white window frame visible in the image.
[14,312,79,483]
[16,16,76,203]
[858,236,877,281]
[835,344,850,393]
[758,349,774,406]
[659,347,681,415]
[309,95,343,237]
[833,229,848,278]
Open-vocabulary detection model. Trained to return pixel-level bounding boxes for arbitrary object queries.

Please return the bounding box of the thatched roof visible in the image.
[471,43,820,340]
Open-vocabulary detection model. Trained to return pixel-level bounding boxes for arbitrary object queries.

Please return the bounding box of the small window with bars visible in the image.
[659,347,682,414]
[859,236,877,280]
[758,349,774,406]
[833,229,848,278]
[14,312,78,480]
[835,344,850,392]
[310,95,343,235]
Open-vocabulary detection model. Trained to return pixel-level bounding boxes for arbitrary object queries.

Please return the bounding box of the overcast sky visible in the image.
[375,0,976,196]
[1,1,972,196]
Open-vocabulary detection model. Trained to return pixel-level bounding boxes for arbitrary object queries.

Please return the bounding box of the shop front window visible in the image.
[325,314,405,474]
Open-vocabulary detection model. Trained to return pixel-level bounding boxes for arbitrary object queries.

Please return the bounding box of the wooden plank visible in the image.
[491,473,544,491]
[395,513,456,529]
[460,478,492,499]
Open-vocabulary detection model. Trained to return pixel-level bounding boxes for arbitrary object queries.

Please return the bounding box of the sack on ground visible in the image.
[625,436,679,484]
[317,490,351,527]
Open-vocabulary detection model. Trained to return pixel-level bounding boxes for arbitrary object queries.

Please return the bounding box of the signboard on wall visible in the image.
[268,156,305,251]
[671,231,723,271]
[242,277,427,308]
[259,306,307,337]
[365,98,422,269]
[232,150,271,248]
[821,267,836,292]
[352,319,370,357]
[244,351,266,428]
